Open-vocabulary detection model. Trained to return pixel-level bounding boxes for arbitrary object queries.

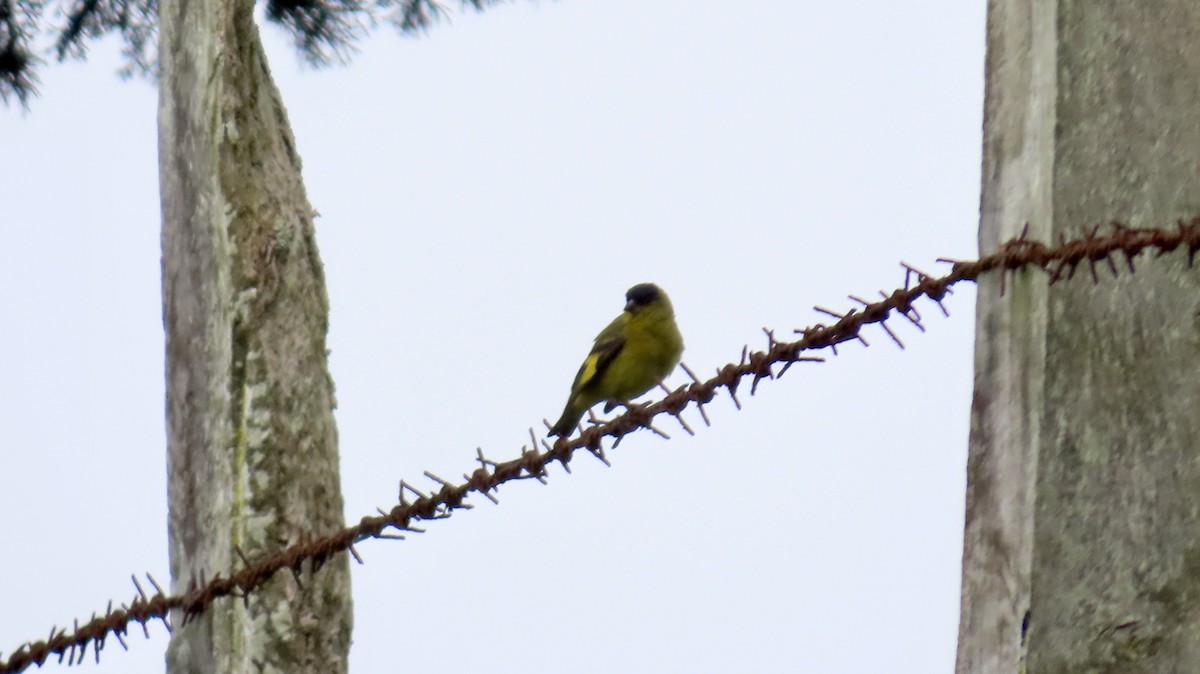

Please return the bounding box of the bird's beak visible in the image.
[625,300,636,312]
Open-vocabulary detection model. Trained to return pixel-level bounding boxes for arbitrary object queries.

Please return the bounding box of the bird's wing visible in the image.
[570,314,627,393]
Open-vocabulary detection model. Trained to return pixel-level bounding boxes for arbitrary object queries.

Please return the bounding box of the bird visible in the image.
[548,283,684,438]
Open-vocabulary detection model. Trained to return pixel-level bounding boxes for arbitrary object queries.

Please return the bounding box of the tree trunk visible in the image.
[157,0,353,669]
[959,1,1200,672]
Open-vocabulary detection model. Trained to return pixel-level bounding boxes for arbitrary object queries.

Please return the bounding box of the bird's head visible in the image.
[625,283,669,314]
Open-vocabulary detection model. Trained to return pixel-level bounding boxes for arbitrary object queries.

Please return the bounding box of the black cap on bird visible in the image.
[624,282,662,312]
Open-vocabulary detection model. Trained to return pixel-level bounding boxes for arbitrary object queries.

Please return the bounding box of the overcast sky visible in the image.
[1,1,985,671]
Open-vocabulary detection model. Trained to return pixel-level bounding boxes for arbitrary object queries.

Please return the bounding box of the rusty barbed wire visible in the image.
[4,218,1199,674]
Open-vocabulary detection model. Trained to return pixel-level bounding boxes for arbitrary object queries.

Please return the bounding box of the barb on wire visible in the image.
[4,219,1200,674]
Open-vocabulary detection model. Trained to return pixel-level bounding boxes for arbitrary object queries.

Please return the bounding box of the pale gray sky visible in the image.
[1,2,985,671]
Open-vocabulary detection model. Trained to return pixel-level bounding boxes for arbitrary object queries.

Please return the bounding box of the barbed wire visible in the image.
[4,218,1199,674]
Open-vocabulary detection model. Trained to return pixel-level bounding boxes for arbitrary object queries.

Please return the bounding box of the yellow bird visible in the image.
[548,283,684,438]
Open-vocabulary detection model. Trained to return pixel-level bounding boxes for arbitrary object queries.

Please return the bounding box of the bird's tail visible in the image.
[548,401,584,438]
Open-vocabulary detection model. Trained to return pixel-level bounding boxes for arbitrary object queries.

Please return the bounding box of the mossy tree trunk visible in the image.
[157,0,353,669]
[959,1,1200,672]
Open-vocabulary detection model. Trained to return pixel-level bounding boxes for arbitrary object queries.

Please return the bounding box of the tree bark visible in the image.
[960,1,1200,672]
[157,0,353,668]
